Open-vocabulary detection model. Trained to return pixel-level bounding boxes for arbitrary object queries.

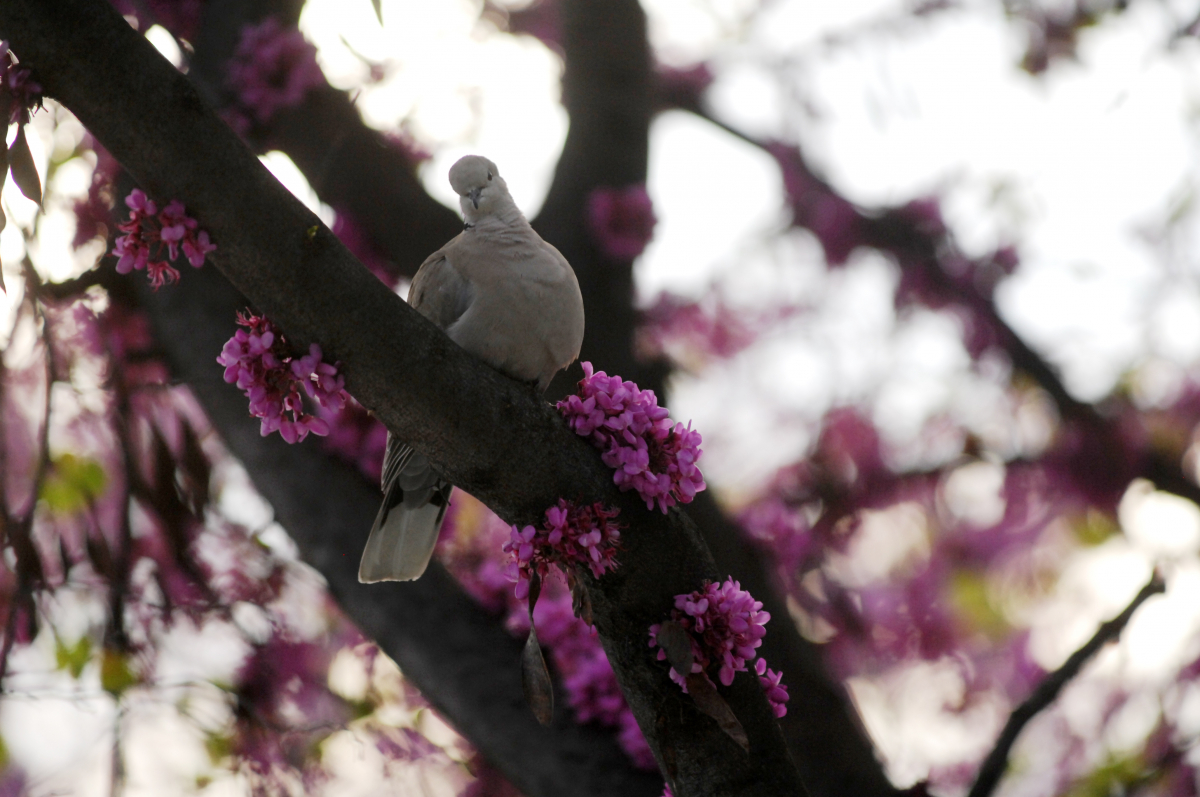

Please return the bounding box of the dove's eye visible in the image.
[487,172,493,181]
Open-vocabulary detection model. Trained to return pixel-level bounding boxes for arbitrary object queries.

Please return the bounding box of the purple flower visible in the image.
[216,311,348,444]
[649,578,788,715]
[332,210,398,286]
[502,499,623,596]
[767,142,862,265]
[110,190,215,289]
[226,18,325,131]
[586,184,657,260]
[755,660,790,718]
[557,362,705,512]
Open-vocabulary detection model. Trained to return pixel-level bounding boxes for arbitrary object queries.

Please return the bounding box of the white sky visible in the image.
[5,0,1200,793]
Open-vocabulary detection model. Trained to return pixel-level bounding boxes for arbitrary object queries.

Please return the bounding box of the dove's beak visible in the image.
[468,187,482,209]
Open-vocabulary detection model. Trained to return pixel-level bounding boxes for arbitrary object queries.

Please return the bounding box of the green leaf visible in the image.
[8,125,41,206]
[685,673,749,753]
[949,570,1009,638]
[55,635,92,679]
[204,733,232,764]
[40,454,108,514]
[1073,509,1119,546]
[521,624,554,726]
[1064,755,1147,797]
[100,648,138,696]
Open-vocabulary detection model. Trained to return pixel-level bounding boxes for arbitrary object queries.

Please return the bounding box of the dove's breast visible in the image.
[446,236,584,390]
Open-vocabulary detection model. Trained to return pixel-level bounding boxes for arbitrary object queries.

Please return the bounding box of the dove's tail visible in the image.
[359,442,452,583]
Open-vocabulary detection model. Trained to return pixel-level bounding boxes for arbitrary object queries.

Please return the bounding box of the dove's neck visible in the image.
[463,195,528,234]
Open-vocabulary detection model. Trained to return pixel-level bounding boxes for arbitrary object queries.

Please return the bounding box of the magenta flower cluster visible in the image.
[216,311,348,443]
[586,184,657,260]
[557,362,705,512]
[0,41,41,125]
[649,578,789,718]
[113,189,216,289]
[503,499,622,599]
[225,18,325,134]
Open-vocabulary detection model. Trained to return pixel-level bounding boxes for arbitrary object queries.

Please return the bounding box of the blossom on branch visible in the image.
[216,311,348,443]
[649,578,789,717]
[503,499,623,599]
[225,18,325,135]
[586,184,657,260]
[112,189,216,289]
[558,362,705,512]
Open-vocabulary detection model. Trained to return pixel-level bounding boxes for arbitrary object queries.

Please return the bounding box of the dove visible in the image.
[358,155,586,583]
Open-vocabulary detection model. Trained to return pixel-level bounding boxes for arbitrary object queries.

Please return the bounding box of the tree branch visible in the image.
[135,262,661,797]
[188,0,463,279]
[529,3,895,792]
[0,1,805,793]
[968,573,1166,797]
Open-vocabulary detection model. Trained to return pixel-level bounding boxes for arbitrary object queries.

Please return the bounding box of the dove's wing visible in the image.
[358,245,470,583]
[359,439,452,583]
[408,242,474,329]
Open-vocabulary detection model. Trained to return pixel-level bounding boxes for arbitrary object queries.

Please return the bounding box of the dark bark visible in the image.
[188,0,463,280]
[135,260,661,797]
[0,0,805,793]
[529,4,897,793]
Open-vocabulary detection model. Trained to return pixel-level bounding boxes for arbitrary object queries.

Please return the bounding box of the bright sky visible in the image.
[4,0,1200,793]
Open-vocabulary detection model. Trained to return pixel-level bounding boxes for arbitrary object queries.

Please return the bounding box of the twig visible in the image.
[967,573,1167,797]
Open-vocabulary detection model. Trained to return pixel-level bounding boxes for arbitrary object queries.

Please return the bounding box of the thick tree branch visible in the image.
[968,573,1166,797]
[0,1,805,793]
[188,0,463,279]
[132,263,660,797]
[531,4,896,793]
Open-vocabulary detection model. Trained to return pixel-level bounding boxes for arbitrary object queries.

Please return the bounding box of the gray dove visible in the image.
[359,155,586,583]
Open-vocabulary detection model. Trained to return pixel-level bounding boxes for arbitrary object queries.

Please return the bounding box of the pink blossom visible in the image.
[767,141,862,265]
[638,292,785,365]
[216,311,347,443]
[649,578,788,716]
[226,18,325,131]
[755,660,790,718]
[586,184,657,260]
[502,499,622,597]
[332,210,397,286]
[72,140,119,250]
[111,189,215,289]
[557,362,705,512]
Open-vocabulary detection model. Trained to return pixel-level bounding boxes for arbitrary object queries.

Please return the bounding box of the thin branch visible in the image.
[968,573,1167,797]
[679,103,1200,512]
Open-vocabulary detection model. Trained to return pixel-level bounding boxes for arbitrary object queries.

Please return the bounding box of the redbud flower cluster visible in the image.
[113,190,216,289]
[217,311,347,443]
[586,184,657,260]
[225,18,325,133]
[649,578,790,718]
[557,362,706,512]
[503,499,622,599]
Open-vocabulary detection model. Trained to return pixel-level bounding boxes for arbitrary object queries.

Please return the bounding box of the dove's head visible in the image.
[449,155,515,223]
